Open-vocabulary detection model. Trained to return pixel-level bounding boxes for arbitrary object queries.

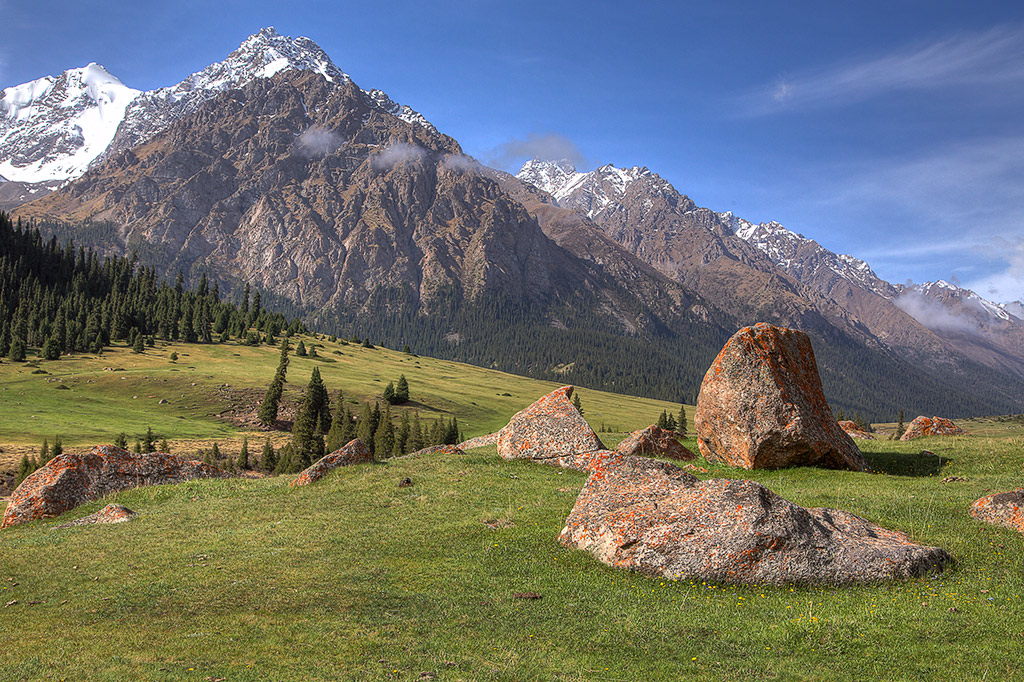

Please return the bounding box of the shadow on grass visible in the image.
[863,450,949,477]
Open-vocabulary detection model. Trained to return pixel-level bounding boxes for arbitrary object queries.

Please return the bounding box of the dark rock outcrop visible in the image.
[695,323,865,470]
[2,446,228,529]
[558,455,950,585]
[970,489,1024,534]
[291,438,372,486]
[615,425,695,460]
[497,386,604,464]
[900,416,967,441]
[57,503,137,528]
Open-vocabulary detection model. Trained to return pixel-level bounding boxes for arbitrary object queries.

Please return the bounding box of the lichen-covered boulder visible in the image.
[57,503,137,528]
[291,438,372,487]
[497,386,604,464]
[615,425,695,460]
[457,432,499,450]
[408,445,465,457]
[970,489,1024,534]
[695,323,865,471]
[900,416,966,441]
[838,420,876,440]
[558,455,950,585]
[2,446,228,529]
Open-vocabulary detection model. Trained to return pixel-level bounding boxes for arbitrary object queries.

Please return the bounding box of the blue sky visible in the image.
[3,0,1023,302]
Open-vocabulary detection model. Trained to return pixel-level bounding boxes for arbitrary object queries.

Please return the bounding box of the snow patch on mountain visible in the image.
[0,64,139,182]
[515,159,656,218]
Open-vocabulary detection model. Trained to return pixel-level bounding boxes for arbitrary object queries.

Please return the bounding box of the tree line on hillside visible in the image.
[0,213,304,362]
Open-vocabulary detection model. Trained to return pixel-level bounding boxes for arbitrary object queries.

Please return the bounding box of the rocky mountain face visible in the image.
[0,28,432,204]
[516,160,1024,408]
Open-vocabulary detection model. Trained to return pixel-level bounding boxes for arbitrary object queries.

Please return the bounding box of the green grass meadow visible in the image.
[1,340,1023,680]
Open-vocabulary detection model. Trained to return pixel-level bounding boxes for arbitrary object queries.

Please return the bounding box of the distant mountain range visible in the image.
[2,28,1022,418]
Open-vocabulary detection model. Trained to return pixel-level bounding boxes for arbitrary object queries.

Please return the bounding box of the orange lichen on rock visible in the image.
[694,323,865,471]
[496,386,605,466]
[57,503,137,528]
[970,489,1024,534]
[558,455,950,585]
[900,416,966,441]
[2,445,229,529]
[290,438,372,487]
[837,420,876,440]
[615,425,696,460]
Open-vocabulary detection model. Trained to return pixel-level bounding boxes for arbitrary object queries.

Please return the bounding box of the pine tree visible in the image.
[9,337,26,362]
[51,435,63,461]
[134,439,143,454]
[15,455,32,487]
[429,418,444,446]
[114,432,128,449]
[892,410,905,440]
[211,442,221,463]
[356,403,375,452]
[132,333,144,354]
[444,417,460,445]
[395,411,411,456]
[239,437,250,470]
[39,439,50,465]
[160,438,169,452]
[143,427,156,453]
[657,410,668,428]
[43,334,61,360]
[326,392,349,452]
[395,375,410,404]
[374,405,395,459]
[665,412,677,430]
[292,391,325,468]
[383,381,396,405]
[572,393,583,415]
[296,340,307,357]
[409,412,424,452]
[677,405,687,437]
[261,437,277,472]
[258,340,290,427]
[307,367,331,434]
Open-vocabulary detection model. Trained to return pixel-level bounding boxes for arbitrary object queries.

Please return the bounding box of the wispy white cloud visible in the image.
[740,25,1024,115]
[965,238,1024,303]
[482,132,589,171]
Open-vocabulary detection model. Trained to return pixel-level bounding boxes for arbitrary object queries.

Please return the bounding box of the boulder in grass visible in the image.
[497,386,604,464]
[900,416,966,441]
[457,432,499,450]
[407,445,465,457]
[558,455,950,585]
[290,438,372,487]
[970,489,1024,534]
[2,446,229,529]
[695,323,866,471]
[838,420,876,440]
[57,503,137,528]
[615,425,696,460]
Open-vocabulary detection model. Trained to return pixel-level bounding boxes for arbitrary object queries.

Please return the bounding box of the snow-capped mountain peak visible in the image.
[0,28,437,184]
[516,159,659,218]
[0,63,140,183]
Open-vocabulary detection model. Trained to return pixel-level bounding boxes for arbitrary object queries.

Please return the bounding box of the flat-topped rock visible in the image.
[695,323,865,471]
[497,386,604,464]
[559,455,949,585]
[615,425,695,460]
[901,416,966,441]
[291,438,372,486]
[970,489,1024,534]
[57,503,137,528]
[2,446,228,529]
[838,420,876,440]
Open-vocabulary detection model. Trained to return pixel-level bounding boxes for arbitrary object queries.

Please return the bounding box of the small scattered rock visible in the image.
[398,477,413,488]
[615,425,695,460]
[901,416,967,441]
[512,592,542,600]
[290,439,372,487]
[970,488,1024,534]
[57,504,137,528]
[837,420,876,440]
[941,476,968,483]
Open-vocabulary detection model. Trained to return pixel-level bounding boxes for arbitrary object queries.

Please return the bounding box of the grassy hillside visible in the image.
[1,429,1023,680]
[0,336,689,480]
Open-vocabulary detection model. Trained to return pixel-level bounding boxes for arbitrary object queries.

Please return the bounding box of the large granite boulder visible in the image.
[2,446,228,529]
[558,455,950,585]
[694,323,866,471]
[497,386,604,464]
[457,432,499,450]
[900,416,966,441]
[291,438,372,487]
[838,420,876,440]
[615,425,695,460]
[970,489,1024,534]
[57,503,137,529]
